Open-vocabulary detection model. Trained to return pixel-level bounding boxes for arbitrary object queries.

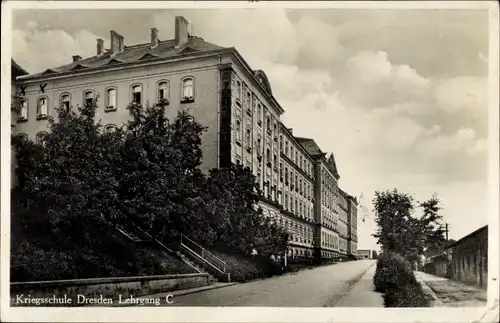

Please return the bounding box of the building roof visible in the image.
[446,225,488,249]
[12,59,28,80]
[295,137,324,156]
[18,36,225,81]
[295,137,340,179]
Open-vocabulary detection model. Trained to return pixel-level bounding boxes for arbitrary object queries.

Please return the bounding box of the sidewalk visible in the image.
[414,271,487,307]
[335,262,384,307]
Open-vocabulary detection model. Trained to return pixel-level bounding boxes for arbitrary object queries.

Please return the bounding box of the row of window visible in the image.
[322,168,338,194]
[322,232,339,249]
[16,78,195,122]
[289,248,313,258]
[281,135,313,177]
[15,123,119,145]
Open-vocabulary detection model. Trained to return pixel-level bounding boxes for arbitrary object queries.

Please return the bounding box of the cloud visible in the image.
[11,9,490,250]
[12,22,106,74]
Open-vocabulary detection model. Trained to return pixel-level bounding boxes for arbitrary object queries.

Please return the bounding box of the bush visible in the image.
[384,284,429,307]
[374,252,429,307]
[373,252,417,293]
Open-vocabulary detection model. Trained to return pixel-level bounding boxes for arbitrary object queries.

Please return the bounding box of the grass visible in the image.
[11,231,196,282]
[210,250,284,282]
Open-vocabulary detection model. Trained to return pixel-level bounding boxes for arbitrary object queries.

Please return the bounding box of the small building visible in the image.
[447,225,488,288]
[424,253,451,278]
[357,249,374,259]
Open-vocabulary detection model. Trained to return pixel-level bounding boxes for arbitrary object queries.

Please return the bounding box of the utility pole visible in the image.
[445,223,449,241]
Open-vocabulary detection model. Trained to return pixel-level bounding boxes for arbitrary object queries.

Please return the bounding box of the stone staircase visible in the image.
[177,234,231,283]
[115,225,230,283]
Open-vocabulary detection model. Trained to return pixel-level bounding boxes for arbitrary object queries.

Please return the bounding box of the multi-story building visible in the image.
[346,193,358,259]
[11,60,29,188]
[11,16,357,263]
[338,190,350,259]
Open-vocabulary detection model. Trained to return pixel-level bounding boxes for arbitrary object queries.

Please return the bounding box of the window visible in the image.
[285,141,289,155]
[106,88,117,110]
[236,120,241,141]
[257,104,262,123]
[246,128,251,145]
[36,132,48,147]
[157,81,169,102]
[236,81,241,101]
[273,154,277,166]
[15,133,28,143]
[266,148,271,163]
[279,163,283,177]
[280,135,283,151]
[60,94,71,112]
[104,124,117,133]
[131,85,142,105]
[18,100,28,120]
[246,92,251,108]
[37,97,48,118]
[181,77,194,100]
[84,91,94,107]
[266,116,271,131]
[285,168,288,182]
[257,137,262,153]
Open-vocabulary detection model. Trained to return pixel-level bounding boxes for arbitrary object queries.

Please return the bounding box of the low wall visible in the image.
[11,273,209,306]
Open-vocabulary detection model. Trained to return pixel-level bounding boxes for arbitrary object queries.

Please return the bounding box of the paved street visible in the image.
[163,259,377,307]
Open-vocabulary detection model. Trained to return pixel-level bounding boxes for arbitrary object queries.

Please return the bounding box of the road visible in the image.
[168,259,377,307]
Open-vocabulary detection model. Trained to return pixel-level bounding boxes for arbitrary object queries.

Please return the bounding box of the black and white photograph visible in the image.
[1,1,499,322]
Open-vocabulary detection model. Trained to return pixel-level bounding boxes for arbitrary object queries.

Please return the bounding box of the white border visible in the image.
[1,1,499,322]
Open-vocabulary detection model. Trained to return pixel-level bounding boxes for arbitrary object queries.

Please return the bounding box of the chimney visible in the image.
[72,55,82,62]
[150,27,159,48]
[96,38,104,55]
[174,16,189,48]
[287,128,293,134]
[110,30,124,54]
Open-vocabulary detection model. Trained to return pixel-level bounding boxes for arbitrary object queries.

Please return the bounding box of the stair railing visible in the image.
[180,234,227,273]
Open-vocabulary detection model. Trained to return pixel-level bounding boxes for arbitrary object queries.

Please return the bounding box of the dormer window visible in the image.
[37,97,48,119]
[181,77,194,102]
[131,85,142,105]
[18,100,28,121]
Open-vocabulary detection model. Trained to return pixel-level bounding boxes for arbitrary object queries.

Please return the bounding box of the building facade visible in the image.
[447,225,488,288]
[345,191,358,259]
[11,16,358,263]
[11,60,29,188]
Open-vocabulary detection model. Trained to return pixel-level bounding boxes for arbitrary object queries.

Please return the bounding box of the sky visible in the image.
[11,8,491,250]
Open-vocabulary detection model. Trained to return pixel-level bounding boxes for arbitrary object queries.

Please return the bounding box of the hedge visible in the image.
[373,252,429,307]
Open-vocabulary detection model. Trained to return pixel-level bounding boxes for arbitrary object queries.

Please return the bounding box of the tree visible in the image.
[372,189,446,260]
[118,103,208,242]
[12,99,122,250]
[203,164,289,256]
